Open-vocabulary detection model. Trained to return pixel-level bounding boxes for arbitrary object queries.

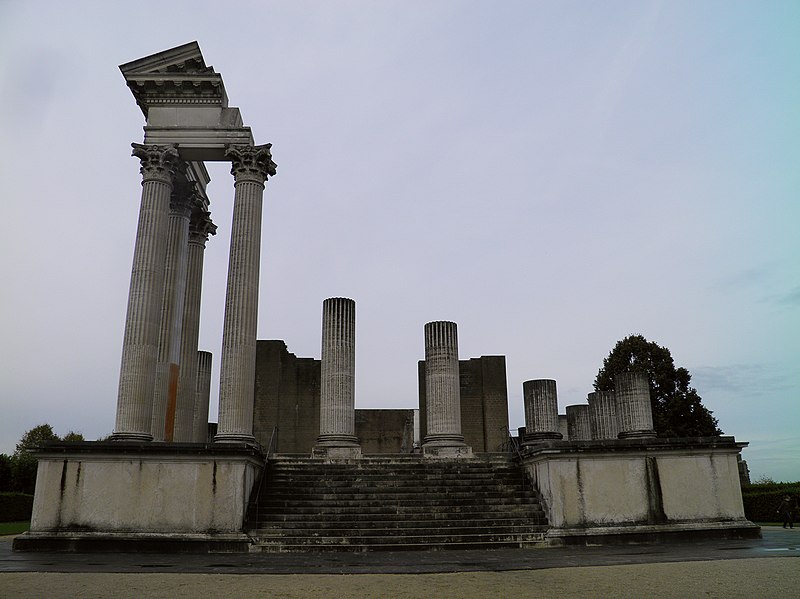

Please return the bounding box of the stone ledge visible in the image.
[29,441,265,460]
[13,531,252,554]
[545,520,761,546]
[521,436,747,458]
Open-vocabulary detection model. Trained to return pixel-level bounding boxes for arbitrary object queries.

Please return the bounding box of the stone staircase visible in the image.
[245,454,549,552]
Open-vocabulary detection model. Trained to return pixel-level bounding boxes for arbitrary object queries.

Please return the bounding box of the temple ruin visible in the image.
[15,43,758,552]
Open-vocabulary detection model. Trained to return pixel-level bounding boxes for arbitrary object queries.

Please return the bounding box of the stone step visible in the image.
[250,504,543,517]
[250,532,549,551]
[256,496,538,510]
[260,488,537,500]
[246,455,548,552]
[251,524,547,537]
[248,516,545,529]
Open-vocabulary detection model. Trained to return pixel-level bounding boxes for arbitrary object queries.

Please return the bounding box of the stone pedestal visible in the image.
[113,144,179,441]
[614,371,656,439]
[193,351,213,443]
[566,405,592,441]
[588,391,619,440]
[522,379,563,443]
[422,321,470,456]
[174,209,216,442]
[315,297,360,457]
[215,145,276,445]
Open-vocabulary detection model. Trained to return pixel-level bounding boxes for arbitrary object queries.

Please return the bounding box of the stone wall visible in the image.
[16,442,262,552]
[253,340,320,453]
[419,355,510,452]
[520,436,759,543]
[356,409,415,454]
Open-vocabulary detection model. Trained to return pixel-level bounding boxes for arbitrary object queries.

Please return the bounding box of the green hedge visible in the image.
[0,492,34,522]
[742,482,800,522]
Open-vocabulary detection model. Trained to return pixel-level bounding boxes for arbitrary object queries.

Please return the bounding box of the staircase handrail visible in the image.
[251,425,278,524]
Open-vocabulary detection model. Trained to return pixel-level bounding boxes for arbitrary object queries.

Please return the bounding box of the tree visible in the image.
[594,334,722,438]
[14,424,60,456]
[10,425,84,494]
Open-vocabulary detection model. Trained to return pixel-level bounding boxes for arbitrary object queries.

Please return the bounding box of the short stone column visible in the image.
[522,379,562,443]
[315,298,360,457]
[566,405,592,440]
[614,371,656,439]
[173,207,216,442]
[193,351,213,443]
[215,144,276,444]
[588,391,619,440]
[422,321,470,456]
[113,143,179,441]
[151,181,194,441]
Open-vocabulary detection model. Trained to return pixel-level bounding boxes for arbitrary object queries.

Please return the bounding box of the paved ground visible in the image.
[0,528,798,597]
[1,527,797,574]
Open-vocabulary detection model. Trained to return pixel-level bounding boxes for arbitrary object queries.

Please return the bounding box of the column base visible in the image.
[422,445,473,458]
[110,432,153,442]
[213,433,257,445]
[312,446,362,459]
[618,430,657,439]
[523,432,564,444]
[315,434,360,447]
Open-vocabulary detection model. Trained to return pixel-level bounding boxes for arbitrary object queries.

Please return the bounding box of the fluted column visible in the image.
[151,180,194,441]
[215,144,276,444]
[422,321,466,449]
[113,143,179,441]
[193,351,213,443]
[522,379,563,443]
[614,371,656,439]
[173,208,216,442]
[566,404,592,440]
[588,390,619,440]
[316,298,359,448]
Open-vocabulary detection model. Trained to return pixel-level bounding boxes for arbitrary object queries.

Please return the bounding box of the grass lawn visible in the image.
[0,521,29,535]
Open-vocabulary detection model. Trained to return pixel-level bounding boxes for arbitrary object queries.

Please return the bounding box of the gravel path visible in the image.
[1,557,798,598]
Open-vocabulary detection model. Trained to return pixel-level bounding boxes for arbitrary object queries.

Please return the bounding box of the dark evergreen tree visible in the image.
[594,334,722,438]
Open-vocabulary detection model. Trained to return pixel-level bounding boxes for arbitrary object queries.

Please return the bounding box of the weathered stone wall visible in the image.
[419,355,510,452]
[25,444,261,539]
[356,409,415,454]
[253,340,320,453]
[520,437,757,542]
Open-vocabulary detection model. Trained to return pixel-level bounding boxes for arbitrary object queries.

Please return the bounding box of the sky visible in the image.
[0,1,797,481]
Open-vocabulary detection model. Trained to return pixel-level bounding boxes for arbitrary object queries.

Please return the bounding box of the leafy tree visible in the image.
[10,425,84,494]
[14,424,60,456]
[0,454,13,492]
[594,334,722,438]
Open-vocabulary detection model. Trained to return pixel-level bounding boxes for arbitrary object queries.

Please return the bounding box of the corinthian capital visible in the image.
[189,207,217,246]
[170,180,199,218]
[131,143,179,184]
[225,144,277,184]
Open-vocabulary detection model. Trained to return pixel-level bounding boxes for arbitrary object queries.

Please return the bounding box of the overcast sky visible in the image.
[1,1,797,481]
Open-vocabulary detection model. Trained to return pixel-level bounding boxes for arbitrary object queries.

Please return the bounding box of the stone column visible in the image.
[315,298,360,455]
[215,144,276,444]
[422,321,469,454]
[522,379,562,443]
[173,207,216,442]
[566,405,591,440]
[151,180,194,441]
[193,350,213,443]
[614,371,656,439]
[588,391,619,440]
[557,414,568,439]
[113,143,179,441]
